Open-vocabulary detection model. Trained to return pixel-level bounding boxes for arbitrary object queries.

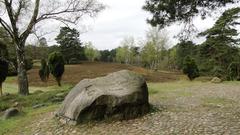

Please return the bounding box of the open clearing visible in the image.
[27,62,182,87]
[1,63,240,135]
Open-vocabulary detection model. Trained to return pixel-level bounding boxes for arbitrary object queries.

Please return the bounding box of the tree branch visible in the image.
[20,0,40,42]
[0,17,13,38]
[4,0,18,38]
[36,0,104,24]
[14,0,26,22]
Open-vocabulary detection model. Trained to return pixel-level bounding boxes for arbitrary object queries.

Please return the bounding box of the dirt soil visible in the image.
[27,62,181,87]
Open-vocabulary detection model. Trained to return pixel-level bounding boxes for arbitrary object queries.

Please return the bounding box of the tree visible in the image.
[48,52,65,86]
[140,28,169,69]
[167,47,178,70]
[176,41,197,69]
[100,50,111,62]
[39,59,49,82]
[0,58,8,96]
[198,7,240,77]
[84,42,100,62]
[227,62,240,81]
[0,0,104,95]
[56,27,86,64]
[143,0,237,28]
[140,41,158,69]
[183,56,199,81]
[116,37,137,64]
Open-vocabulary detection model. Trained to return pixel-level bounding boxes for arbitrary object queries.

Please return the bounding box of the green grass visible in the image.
[223,81,240,85]
[2,82,73,94]
[0,82,73,134]
[0,105,59,135]
[148,80,203,96]
[0,84,73,111]
[202,97,237,107]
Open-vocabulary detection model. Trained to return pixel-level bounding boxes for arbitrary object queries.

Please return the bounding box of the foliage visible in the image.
[227,62,240,81]
[167,47,177,70]
[55,27,85,64]
[116,37,138,64]
[143,0,237,28]
[0,41,8,59]
[25,45,49,60]
[48,52,65,86]
[198,7,240,77]
[84,42,101,62]
[39,59,50,82]
[141,28,169,69]
[100,50,111,62]
[99,49,117,62]
[176,41,197,69]
[183,56,199,80]
[141,41,158,69]
[0,58,8,95]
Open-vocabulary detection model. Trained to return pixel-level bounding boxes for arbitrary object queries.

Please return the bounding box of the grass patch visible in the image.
[223,81,240,85]
[0,84,73,134]
[148,80,202,95]
[0,105,59,135]
[0,84,73,112]
[202,97,237,107]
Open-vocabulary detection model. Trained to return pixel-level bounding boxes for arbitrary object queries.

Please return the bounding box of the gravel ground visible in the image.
[15,83,240,135]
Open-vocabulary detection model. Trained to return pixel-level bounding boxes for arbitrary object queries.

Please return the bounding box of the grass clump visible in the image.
[0,84,73,112]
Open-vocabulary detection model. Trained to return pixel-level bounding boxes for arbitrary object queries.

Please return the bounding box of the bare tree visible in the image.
[0,0,105,95]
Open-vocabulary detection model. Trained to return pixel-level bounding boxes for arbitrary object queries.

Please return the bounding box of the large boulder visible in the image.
[56,70,150,125]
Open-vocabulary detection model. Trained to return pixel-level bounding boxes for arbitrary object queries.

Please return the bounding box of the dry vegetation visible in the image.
[27,62,182,87]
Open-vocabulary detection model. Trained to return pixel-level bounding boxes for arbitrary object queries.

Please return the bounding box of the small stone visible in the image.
[33,104,45,109]
[2,108,20,120]
[12,102,19,107]
[211,77,222,83]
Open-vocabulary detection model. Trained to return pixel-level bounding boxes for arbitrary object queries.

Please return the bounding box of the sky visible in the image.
[28,0,239,50]
[80,0,150,50]
[79,0,216,50]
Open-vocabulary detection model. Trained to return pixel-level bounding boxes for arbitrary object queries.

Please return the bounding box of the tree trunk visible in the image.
[0,83,2,96]
[16,43,29,95]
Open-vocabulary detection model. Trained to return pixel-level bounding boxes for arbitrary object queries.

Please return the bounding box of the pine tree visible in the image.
[183,56,199,81]
[39,59,50,82]
[48,52,65,86]
[198,7,240,77]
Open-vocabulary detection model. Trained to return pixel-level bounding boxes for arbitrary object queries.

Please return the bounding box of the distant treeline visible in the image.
[1,8,240,80]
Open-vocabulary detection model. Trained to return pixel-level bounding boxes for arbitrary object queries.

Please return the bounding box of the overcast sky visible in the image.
[42,0,239,50]
[78,0,217,50]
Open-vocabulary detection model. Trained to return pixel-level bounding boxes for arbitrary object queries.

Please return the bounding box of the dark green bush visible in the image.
[7,61,17,76]
[227,62,240,81]
[183,56,200,81]
[0,58,8,96]
[25,58,33,70]
[48,52,65,86]
[212,66,225,79]
[39,59,50,82]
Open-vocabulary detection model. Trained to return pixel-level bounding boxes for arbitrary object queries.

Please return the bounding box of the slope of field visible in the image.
[27,62,182,87]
